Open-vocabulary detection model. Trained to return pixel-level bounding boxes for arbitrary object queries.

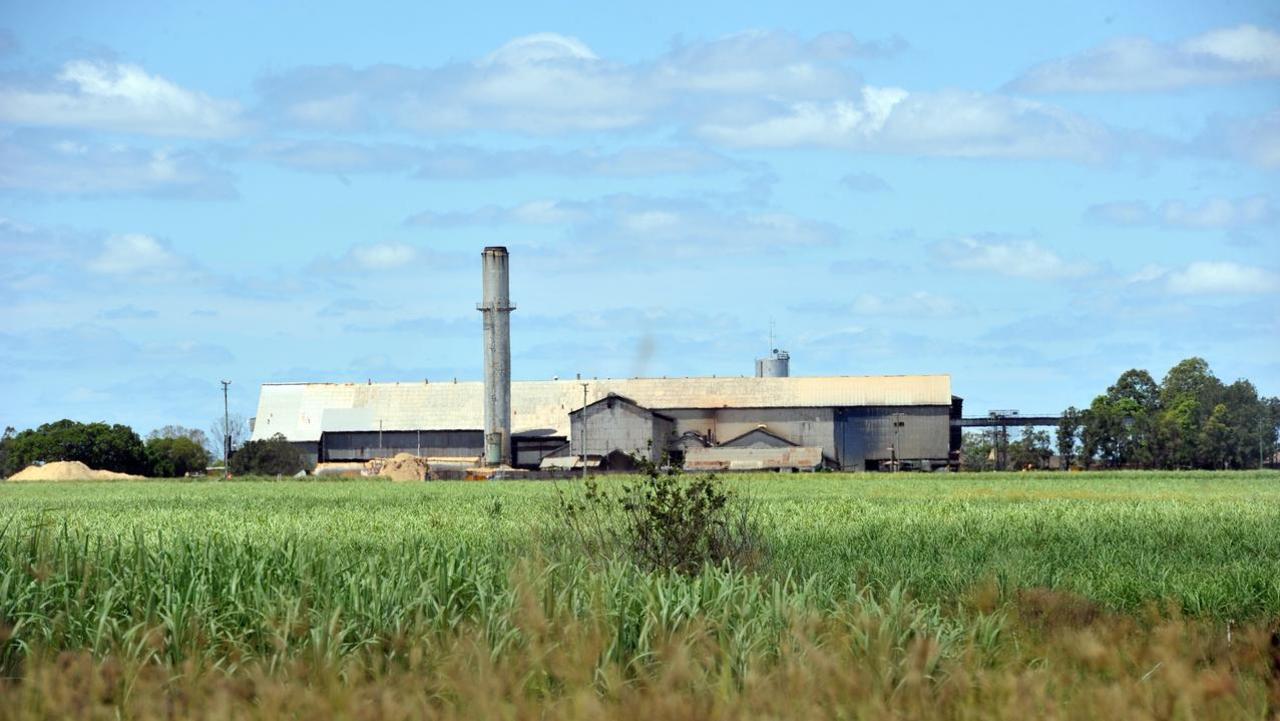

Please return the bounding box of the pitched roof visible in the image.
[568,393,675,422]
[718,426,798,448]
[251,374,952,442]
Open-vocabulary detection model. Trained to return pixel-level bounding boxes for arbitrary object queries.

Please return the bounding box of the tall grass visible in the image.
[0,526,985,675]
[3,472,1278,616]
[1,472,1278,718]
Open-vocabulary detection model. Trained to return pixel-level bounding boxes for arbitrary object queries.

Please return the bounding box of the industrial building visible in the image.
[248,246,963,473]
[250,374,961,472]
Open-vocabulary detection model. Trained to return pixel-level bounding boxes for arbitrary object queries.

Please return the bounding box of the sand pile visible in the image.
[7,461,144,482]
[364,453,428,482]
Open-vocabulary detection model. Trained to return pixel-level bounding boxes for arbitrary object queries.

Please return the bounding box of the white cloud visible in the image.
[1086,196,1274,230]
[510,200,591,225]
[840,172,891,193]
[0,132,235,198]
[85,234,184,276]
[407,199,592,227]
[307,242,465,276]
[0,60,243,137]
[698,86,904,146]
[933,237,1094,279]
[850,291,959,316]
[1126,264,1169,284]
[1165,261,1280,295]
[1010,24,1280,93]
[1181,25,1280,67]
[1085,201,1151,226]
[245,139,737,180]
[1203,110,1280,170]
[1161,196,1273,229]
[481,33,599,65]
[698,88,1111,161]
[257,31,1109,161]
[260,30,887,135]
[411,144,737,179]
[349,242,417,270]
[407,193,839,257]
[652,30,872,97]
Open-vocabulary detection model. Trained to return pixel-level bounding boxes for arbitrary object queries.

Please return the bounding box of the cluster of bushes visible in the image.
[228,434,306,476]
[0,420,213,478]
[2,421,148,477]
[961,428,1054,471]
[955,357,1278,473]
[1058,358,1279,470]
[1,420,306,478]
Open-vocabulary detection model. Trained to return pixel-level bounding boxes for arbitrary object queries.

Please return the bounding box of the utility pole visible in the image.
[220,380,231,480]
[891,413,905,473]
[580,382,589,481]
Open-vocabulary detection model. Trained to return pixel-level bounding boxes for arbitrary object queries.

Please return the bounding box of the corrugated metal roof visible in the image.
[251,375,952,442]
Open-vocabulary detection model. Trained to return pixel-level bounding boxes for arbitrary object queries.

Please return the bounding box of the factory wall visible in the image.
[572,398,674,463]
[289,442,320,469]
[661,407,836,454]
[834,406,951,470]
[304,407,954,470]
[320,430,483,462]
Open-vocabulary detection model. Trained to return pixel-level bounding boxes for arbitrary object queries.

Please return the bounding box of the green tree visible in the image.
[960,431,996,471]
[1069,358,1274,470]
[1107,369,1161,414]
[1154,396,1201,469]
[148,425,211,449]
[1199,403,1234,470]
[1056,407,1082,470]
[1081,396,1120,468]
[229,434,306,476]
[0,426,14,478]
[145,436,211,477]
[1008,427,1052,470]
[1,420,148,477]
[1160,359,1221,417]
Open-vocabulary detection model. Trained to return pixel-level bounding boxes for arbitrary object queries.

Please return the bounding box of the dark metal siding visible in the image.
[834,406,951,469]
[320,430,483,461]
[513,436,567,468]
[290,441,319,470]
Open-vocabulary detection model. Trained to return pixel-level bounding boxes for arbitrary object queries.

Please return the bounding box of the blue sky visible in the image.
[1,0,1278,435]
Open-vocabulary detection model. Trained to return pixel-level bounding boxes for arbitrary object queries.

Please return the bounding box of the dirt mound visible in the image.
[7,461,144,482]
[363,453,428,482]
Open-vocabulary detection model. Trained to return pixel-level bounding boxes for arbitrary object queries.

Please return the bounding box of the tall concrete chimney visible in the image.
[478,247,514,466]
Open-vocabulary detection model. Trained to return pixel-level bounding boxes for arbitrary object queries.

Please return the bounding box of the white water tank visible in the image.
[755,349,790,378]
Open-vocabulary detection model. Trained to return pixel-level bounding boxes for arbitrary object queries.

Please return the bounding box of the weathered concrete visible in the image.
[479,247,513,466]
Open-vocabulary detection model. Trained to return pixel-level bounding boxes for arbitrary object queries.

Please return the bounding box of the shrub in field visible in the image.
[144,436,210,477]
[229,433,306,476]
[558,454,763,575]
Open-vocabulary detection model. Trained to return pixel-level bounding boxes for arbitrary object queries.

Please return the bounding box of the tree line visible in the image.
[0,418,305,478]
[1059,358,1278,470]
[963,357,1278,471]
